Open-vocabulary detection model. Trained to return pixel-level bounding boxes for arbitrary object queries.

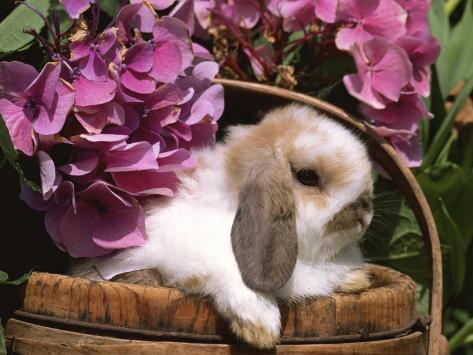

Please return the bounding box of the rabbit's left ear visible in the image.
[231,173,297,293]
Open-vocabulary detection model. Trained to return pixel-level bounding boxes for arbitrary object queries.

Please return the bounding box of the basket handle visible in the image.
[215,79,443,355]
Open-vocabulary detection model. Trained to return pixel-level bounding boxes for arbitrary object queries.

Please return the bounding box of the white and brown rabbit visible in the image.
[71,104,374,349]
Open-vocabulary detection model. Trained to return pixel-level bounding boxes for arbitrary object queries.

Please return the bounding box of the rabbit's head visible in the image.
[225,105,373,293]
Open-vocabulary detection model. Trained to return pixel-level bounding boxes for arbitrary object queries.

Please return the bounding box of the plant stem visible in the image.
[16,1,57,41]
[445,0,463,16]
[422,74,473,169]
[461,126,473,172]
[449,318,473,353]
[435,129,457,165]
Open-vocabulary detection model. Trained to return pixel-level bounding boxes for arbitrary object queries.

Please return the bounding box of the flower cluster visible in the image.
[0,1,223,257]
[180,0,440,166]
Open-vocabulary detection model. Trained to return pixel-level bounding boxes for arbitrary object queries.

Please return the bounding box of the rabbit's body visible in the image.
[72,105,373,349]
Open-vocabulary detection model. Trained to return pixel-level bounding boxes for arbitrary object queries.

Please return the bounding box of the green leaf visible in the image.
[0,115,18,169]
[0,270,31,285]
[422,73,473,168]
[450,317,473,352]
[418,163,473,246]
[417,163,465,202]
[0,0,51,55]
[362,179,428,284]
[0,271,8,282]
[0,319,6,355]
[462,126,473,172]
[435,198,465,298]
[436,0,473,98]
[100,0,121,18]
[429,0,449,49]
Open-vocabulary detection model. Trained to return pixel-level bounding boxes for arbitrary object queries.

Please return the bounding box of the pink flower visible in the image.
[361,94,431,167]
[105,141,159,173]
[396,32,441,97]
[2,0,224,259]
[69,29,121,81]
[73,75,117,107]
[219,0,261,29]
[116,3,156,40]
[335,0,407,50]
[361,93,430,128]
[119,42,155,94]
[38,151,62,200]
[45,181,147,257]
[150,17,194,83]
[343,37,412,109]
[371,125,422,167]
[60,0,91,19]
[0,62,75,156]
[131,0,177,10]
[267,0,338,31]
[74,102,125,134]
[243,44,274,80]
[395,0,430,34]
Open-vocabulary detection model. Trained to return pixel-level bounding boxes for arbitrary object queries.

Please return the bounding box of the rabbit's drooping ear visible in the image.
[231,173,297,293]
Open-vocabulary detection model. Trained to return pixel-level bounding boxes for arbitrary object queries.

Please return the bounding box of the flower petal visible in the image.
[60,0,91,19]
[25,62,61,110]
[33,80,75,135]
[112,170,178,196]
[59,201,113,257]
[59,153,99,176]
[121,70,156,94]
[343,73,386,109]
[0,61,37,103]
[105,141,159,172]
[0,99,35,155]
[150,42,183,83]
[78,50,108,81]
[124,42,154,73]
[74,76,117,106]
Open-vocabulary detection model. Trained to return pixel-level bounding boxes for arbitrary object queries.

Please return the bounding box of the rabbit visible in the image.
[70,104,374,349]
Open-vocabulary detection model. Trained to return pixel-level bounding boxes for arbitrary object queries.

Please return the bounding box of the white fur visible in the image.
[79,105,373,348]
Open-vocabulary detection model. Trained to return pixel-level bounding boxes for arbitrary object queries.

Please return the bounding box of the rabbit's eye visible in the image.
[295,169,320,187]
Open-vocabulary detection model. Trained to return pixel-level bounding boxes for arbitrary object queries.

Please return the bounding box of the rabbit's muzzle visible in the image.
[325,190,373,234]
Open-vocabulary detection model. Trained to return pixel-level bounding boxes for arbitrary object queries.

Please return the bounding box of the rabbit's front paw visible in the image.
[337,269,371,293]
[230,318,279,349]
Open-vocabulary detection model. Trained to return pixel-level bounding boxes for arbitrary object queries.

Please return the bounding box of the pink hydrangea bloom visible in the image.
[343,37,412,109]
[0,1,224,257]
[335,0,407,50]
[0,62,75,155]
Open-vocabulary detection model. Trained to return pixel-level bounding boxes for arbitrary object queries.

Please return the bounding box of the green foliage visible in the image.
[0,270,30,354]
[435,199,465,298]
[0,115,18,170]
[100,0,122,18]
[0,270,31,285]
[0,319,5,355]
[435,0,473,99]
[0,0,51,57]
[362,182,428,285]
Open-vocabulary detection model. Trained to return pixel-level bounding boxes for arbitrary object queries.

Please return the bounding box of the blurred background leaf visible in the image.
[0,0,51,57]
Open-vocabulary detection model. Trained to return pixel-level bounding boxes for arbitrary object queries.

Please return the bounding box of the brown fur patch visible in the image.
[174,276,207,293]
[225,108,304,190]
[337,269,372,293]
[230,318,278,349]
[325,189,373,233]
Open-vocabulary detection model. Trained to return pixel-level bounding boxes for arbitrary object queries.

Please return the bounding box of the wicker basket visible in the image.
[5,79,445,355]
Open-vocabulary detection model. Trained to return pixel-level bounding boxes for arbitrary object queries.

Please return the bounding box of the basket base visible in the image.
[6,318,426,355]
